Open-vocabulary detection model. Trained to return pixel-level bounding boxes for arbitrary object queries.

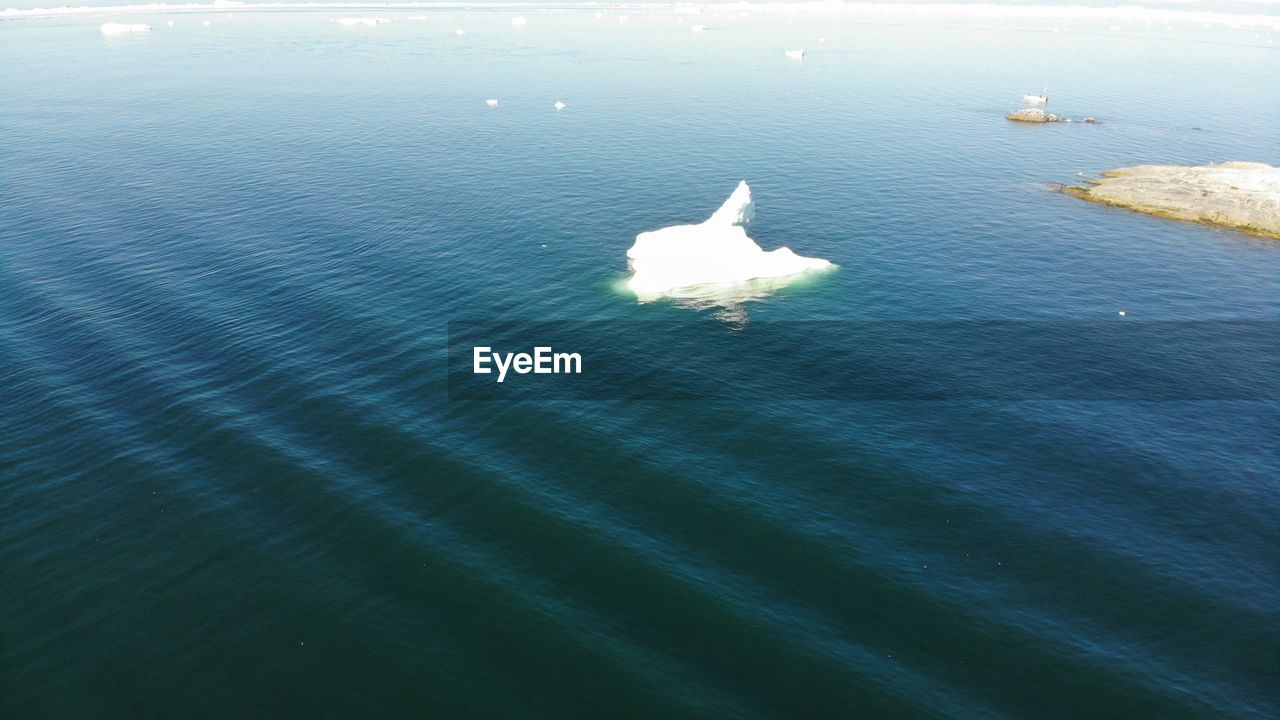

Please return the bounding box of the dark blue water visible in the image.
[2,9,1278,719]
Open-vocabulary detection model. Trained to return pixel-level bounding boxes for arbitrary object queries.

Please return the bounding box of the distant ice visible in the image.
[333,17,386,27]
[785,48,805,60]
[626,181,832,297]
[6,3,1280,32]
[100,22,149,35]
[407,15,428,21]
[511,16,527,27]
[553,100,566,110]
[691,24,706,32]
[454,28,465,35]
[486,98,499,107]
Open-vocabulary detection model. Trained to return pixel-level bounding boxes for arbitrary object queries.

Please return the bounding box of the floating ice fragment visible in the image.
[511,16,527,26]
[486,98,499,107]
[407,15,428,21]
[785,48,805,60]
[166,20,174,26]
[625,181,832,297]
[691,24,706,32]
[618,15,630,23]
[553,100,567,110]
[454,28,465,35]
[201,20,210,26]
[334,17,386,27]
[100,22,150,35]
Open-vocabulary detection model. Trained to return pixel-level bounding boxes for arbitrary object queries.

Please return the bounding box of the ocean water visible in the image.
[2,6,1279,719]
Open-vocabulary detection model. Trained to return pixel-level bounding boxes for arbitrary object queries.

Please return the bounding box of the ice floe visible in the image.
[100,22,150,35]
[626,181,832,298]
[485,98,499,107]
[510,16,527,27]
[785,48,805,60]
[333,17,386,27]
[553,100,566,110]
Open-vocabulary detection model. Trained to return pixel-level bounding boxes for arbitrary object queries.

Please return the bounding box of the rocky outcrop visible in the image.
[1059,161,1280,239]
[1007,108,1059,123]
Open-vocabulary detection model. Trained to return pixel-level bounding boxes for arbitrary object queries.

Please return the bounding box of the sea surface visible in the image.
[2,6,1278,719]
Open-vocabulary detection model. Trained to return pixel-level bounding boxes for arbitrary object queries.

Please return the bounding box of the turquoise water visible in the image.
[2,8,1278,719]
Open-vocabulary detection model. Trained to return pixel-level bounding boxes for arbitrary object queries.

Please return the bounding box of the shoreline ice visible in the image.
[626,181,833,298]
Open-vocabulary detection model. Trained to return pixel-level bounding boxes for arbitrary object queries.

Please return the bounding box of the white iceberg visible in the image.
[625,181,832,297]
[100,22,150,35]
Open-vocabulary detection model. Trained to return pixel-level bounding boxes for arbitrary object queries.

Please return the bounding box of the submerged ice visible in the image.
[625,181,832,297]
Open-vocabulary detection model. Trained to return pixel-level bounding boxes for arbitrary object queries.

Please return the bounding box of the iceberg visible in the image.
[625,181,832,298]
[100,22,150,35]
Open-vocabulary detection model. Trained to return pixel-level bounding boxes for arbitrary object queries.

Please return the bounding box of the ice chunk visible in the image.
[785,48,805,60]
[691,24,706,32]
[486,98,499,107]
[334,17,386,27]
[100,22,150,35]
[553,100,567,110]
[454,28,465,36]
[511,16,527,26]
[626,181,832,297]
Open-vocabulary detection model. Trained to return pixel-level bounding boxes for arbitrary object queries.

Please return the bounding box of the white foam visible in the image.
[626,181,832,297]
[100,21,150,35]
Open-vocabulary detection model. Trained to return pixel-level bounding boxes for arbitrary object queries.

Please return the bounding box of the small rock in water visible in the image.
[1006,108,1059,123]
